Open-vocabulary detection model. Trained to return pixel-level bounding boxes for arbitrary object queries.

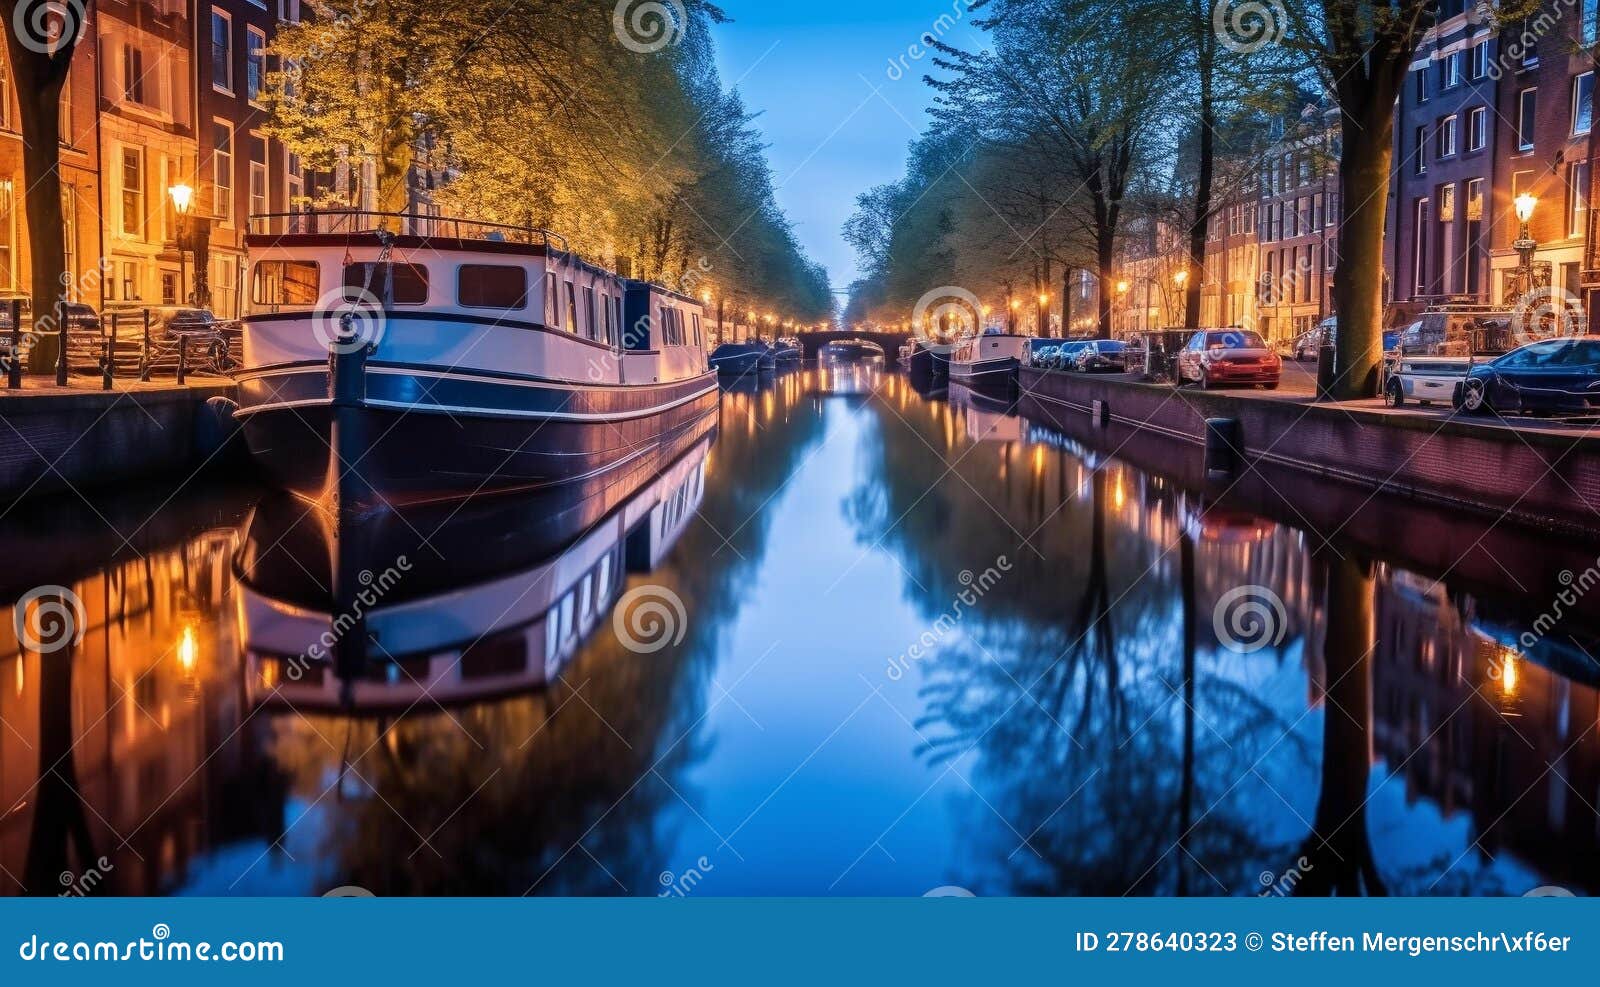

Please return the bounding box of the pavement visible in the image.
[0,373,235,398]
[1071,359,1600,438]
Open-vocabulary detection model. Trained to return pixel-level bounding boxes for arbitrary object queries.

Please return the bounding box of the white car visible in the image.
[1384,357,1472,407]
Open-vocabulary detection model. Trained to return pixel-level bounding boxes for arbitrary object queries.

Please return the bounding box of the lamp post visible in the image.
[168,184,194,306]
[1513,192,1539,303]
[1172,269,1189,326]
[1115,280,1129,336]
[1037,292,1051,337]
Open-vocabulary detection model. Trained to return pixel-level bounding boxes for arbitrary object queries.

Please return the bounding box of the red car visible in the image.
[1178,328,1282,390]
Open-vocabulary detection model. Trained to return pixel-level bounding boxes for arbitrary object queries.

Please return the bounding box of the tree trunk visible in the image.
[4,16,74,378]
[1097,229,1116,336]
[1185,49,1215,333]
[1061,267,1073,336]
[1330,98,1394,400]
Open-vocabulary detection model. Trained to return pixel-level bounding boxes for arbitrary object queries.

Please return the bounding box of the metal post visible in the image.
[55,298,67,387]
[177,336,188,385]
[102,314,114,390]
[139,309,151,382]
[6,299,19,389]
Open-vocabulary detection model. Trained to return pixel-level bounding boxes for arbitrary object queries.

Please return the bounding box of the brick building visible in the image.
[1255,98,1339,345]
[1389,2,1501,313]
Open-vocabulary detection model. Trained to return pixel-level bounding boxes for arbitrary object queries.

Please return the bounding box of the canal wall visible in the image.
[0,383,243,503]
[1018,366,1600,539]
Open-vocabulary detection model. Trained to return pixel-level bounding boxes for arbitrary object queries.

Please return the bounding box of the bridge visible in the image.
[795,330,913,361]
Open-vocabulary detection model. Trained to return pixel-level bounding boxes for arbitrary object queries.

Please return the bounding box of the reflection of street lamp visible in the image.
[168,184,194,305]
[1514,193,1538,299]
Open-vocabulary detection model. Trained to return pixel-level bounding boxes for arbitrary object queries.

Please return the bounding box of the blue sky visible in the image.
[708,0,988,294]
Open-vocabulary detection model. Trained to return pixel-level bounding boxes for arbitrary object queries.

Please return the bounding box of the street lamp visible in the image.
[168,184,194,306]
[1115,280,1130,336]
[1513,193,1539,302]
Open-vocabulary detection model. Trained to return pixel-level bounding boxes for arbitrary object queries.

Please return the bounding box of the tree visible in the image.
[2,0,85,378]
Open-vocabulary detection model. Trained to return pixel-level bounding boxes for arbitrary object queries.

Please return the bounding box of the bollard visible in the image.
[101,334,113,390]
[177,336,188,385]
[55,301,67,387]
[1204,417,1241,476]
[1091,398,1111,428]
[6,299,19,389]
[1316,341,1337,400]
[139,309,151,381]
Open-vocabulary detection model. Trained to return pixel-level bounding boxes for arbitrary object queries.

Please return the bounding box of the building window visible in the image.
[246,27,266,103]
[249,154,268,220]
[1518,88,1537,151]
[1414,125,1427,174]
[286,152,304,208]
[1467,106,1487,151]
[1586,0,1598,48]
[278,0,301,22]
[211,9,233,92]
[1574,72,1594,136]
[1415,68,1428,103]
[1470,40,1489,79]
[213,121,233,225]
[120,148,144,237]
[1438,115,1458,157]
[122,44,147,105]
[1570,160,1590,239]
[1413,197,1430,294]
[1443,51,1462,89]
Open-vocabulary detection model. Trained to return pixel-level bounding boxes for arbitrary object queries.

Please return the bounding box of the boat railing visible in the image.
[248,209,571,252]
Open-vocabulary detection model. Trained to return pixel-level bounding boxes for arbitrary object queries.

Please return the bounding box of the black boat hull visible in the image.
[949,356,1018,400]
[237,364,719,509]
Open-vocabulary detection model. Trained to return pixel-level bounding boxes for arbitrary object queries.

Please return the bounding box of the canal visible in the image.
[2,361,1598,897]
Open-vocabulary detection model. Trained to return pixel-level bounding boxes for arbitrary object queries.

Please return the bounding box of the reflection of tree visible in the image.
[847,399,1308,895]
[1294,554,1387,896]
[23,631,99,895]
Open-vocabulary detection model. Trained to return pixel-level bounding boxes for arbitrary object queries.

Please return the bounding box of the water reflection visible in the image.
[1,369,1597,896]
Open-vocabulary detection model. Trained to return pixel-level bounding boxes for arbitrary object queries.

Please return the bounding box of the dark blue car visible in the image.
[1456,336,1600,415]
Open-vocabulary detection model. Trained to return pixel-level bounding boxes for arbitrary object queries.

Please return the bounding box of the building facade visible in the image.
[1255,101,1339,345]
[1390,3,1500,314]
[1490,0,1594,310]
[1200,180,1259,330]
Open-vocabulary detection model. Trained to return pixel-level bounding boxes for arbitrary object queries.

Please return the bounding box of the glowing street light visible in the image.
[168,183,195,307]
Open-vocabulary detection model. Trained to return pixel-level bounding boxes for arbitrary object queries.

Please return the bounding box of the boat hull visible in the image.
[949,356,1018,400]
[237,364,719,508]
[710,343,768,377]
[908,345,950,380]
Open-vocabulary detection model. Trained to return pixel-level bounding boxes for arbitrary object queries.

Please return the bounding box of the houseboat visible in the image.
[709,340,770,378]
[948,330,1028,400]
[905,338,950,380]
[774,337,803,363]
[235,211,718,511]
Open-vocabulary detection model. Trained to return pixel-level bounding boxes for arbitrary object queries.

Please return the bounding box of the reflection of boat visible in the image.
[949,377,1021,442]
[1182,502,1275,544]
[816,355,884,395]
[236,413,716,711]
[774,337,803,363]
[236,213,717,509]
[710,341,770,378]
[949,331,1028,399]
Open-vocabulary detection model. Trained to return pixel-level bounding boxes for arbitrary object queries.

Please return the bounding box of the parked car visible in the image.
[1291,317,1401,361]
[1385,357,1472,408]
[1454,336,1600,416]
[0,295,100,333]
[1074,339,1129,373]
[1178,328,1282,389]
[1026,339,1061,368]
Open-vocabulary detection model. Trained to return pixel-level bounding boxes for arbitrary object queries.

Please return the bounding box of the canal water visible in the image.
[2,360,1598,897]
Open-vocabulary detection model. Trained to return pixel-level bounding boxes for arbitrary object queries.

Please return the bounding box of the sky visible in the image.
[708,0,989,296]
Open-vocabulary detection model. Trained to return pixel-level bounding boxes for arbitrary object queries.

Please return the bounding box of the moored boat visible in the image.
[906,338,949,380]
[948,330,1029,400]
[710,340,769,378]
[774,336,803,363]
[235,211,717,512]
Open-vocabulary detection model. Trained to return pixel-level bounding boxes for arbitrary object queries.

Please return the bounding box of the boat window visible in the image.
[457,264,528,310]
[546,273,562,329]
[559,591,575,644]
[692,313,702,347]
[583,286,598,341]
[565,281,579,336]
[579,572,593,620]
[544,607,560,662]
[250,260,319,309]
[597,553,613,607]
[342,262,428,305]
[602,292,615,344]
